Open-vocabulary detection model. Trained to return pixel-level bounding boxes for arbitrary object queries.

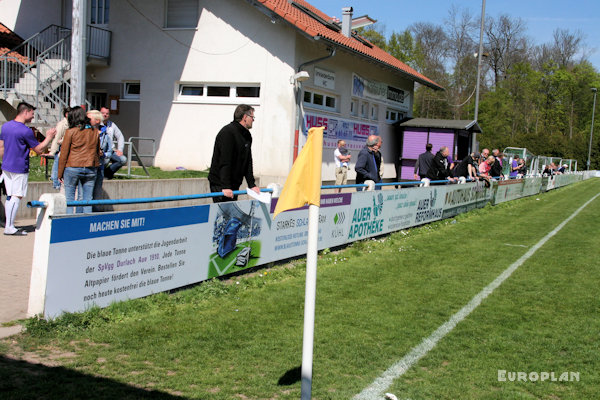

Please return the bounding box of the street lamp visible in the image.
[587,87,597,170]
[472,0,486,152]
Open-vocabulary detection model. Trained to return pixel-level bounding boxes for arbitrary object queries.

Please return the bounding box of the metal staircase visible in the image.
[1,24,111,127]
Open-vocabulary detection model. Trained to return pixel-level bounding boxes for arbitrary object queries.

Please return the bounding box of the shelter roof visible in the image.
[399,118,482,133]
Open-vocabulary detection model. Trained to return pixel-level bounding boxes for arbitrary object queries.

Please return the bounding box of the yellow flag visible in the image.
[273,127,324,218]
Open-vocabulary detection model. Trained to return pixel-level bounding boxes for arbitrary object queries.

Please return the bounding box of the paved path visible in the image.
[0,218,36,337]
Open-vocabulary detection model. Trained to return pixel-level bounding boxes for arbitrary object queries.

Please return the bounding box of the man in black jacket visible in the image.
[490,149,504,178]
[208,104,260,202]
[414,143,434,180]
[453,152,480,180]
[355,135,382,190]
[426,146,457,183]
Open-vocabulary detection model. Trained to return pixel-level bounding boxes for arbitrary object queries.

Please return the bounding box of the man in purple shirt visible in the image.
[0,102,55,235]
[510,156,521,178]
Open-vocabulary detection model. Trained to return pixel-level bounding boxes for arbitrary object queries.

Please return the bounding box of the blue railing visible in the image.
[27,178,494,209]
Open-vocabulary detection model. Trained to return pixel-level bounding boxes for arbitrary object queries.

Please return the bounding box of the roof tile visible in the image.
[0,47,34,65]
[259,0,442,89]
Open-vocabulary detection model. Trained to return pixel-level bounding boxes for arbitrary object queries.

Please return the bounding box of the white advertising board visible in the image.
[493,179,524,205]
[35,182,519,317]
[442,181,492,218]
[45,206,211,317]
[521,177,542,197]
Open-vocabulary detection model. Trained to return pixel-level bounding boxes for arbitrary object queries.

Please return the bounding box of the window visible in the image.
[90,0,110,25]
[123,82,140,99]
[181,86,203,96]
[177,83,260,103]
[370,104,379,120]
[350,99,358,116]
[313,93,324,106]
[207,86,229,97]
[385,108,404,123]
[165,0,198,28]
[360,101,368,118]
[237,86,260,98]
[303,89,337,112]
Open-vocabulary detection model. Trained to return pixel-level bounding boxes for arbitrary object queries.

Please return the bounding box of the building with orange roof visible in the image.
[2,0,444,184]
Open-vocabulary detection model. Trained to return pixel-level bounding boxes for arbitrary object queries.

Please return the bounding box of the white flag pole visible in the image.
[300,203,320,399]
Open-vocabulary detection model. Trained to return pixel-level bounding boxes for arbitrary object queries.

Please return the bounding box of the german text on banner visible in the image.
[273,127,324,218]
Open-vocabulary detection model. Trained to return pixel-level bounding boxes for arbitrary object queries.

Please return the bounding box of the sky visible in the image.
[307,0,600,71]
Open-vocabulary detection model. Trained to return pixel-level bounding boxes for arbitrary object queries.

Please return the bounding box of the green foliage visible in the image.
[387,30,423,70]
[4,179,600,399]
[355,26,387,50]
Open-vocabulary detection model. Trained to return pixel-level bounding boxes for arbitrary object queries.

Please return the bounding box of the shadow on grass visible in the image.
[278,365,301,386]
[0,355,187,399]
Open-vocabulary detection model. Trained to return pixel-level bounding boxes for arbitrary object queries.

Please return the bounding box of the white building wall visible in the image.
[293,43,415,183]
[0,0,62,38]
[87,0,297,179]
[5,0,420,185]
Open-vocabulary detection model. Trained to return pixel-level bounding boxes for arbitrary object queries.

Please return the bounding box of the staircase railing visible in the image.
[1,24,111,125]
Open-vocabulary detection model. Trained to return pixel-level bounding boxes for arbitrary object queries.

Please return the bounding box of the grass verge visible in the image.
[1,179,599,399]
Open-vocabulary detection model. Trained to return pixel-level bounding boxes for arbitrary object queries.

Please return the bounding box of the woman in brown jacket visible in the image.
[58,106,100,214]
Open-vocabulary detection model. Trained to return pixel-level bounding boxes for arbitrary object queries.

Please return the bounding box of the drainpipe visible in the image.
[71,0,87,107]
[293,47,336,161]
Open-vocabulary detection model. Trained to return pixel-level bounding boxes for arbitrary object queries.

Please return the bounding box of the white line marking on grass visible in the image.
[354,191,600,400]
[503,243,528,247]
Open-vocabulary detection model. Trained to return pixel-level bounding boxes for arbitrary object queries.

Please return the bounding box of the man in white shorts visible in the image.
[0,102,55,235]
[334,139,351,193]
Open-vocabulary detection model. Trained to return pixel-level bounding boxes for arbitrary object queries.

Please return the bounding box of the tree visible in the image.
[444,6,478,119]
[355,25,387,50]
[387,29,421,70]
[551,28,584,69]
[485,14,528,86]
[409,22,450,118]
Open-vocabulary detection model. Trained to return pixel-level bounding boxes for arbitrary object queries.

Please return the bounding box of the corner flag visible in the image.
[273,127,324,219]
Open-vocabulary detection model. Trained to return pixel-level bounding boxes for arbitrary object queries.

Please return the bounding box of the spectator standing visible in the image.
[519,158,528,176]
[334,139,351,193]
[46,107,70,190]
[509,156,521,178]
[479,155,495,176]
[208,104,260,202]
[490,149,504,178]
[414,143,434,180]
[88,110,112,212]
[355,135,382,191]
[100,107,127,179]
[479,148,490,165]
[58,107,100,214]
[375,137,383,182]
[0,102,55,235]
[426,146,457,183]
